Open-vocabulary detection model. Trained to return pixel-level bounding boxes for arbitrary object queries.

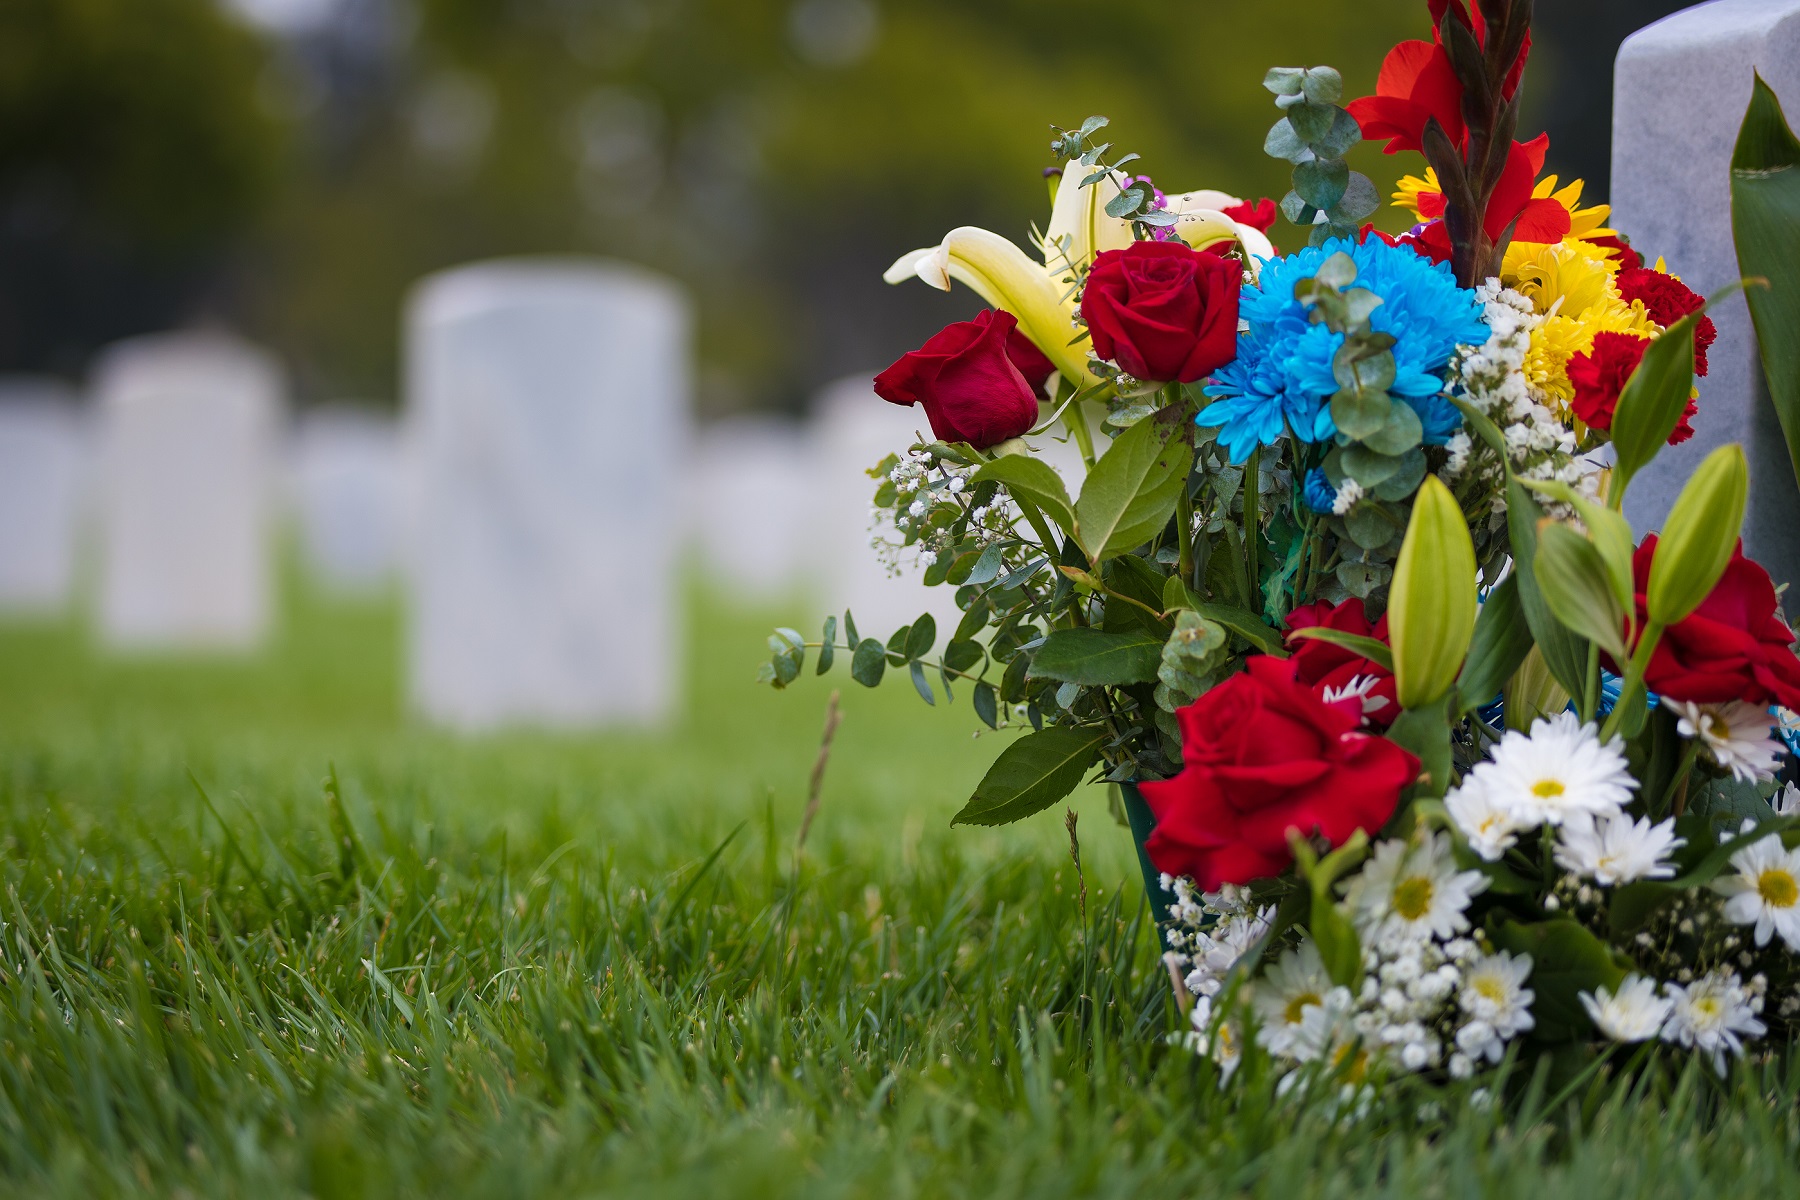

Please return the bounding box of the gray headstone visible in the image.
[686,417,817,602]
[1613,0,1800,588]
[290,405,404,594]
[405,258,690,730]
[0,377,86,613]
[91,333,282,650]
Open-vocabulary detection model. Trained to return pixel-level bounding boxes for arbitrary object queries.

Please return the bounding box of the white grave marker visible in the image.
[686,417,816,602]
[406,258,689,730]
[1613,0,1800,587]
[91,333,282,649]
[0,377,86,613]
[290,406,404,594]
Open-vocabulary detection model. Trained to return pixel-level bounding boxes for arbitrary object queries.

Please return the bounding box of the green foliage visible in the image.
[950,726,1109,826]
[1028,629,1163,687]
[1262,65,1377,244]
[1072,406,1194,562]
[1454,574,1532,715]
[1732,73,1800,493]
[1154,610,1229,713]
[1489,920,1629,1044]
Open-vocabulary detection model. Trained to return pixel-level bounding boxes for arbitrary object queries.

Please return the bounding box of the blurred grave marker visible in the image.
[406,258,689,730]
[290,405,405,594]
[0,377,86,614]
[686,416,816,602]
[1613,0,1800,587]
[92,333,282,650]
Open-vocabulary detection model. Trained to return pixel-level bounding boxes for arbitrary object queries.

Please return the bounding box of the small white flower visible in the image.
[1320,673,1391,720]
[918,550,938,568]
[948,476,966,493]
[1185,996,1243,1079]
[907,499,927,518]
[1712,834,1800,952]
[1287,985,1357,1066]
[1457,950,1535,1057]
[1345,833,1489,947]
[1446,776,1524,862]
[1774,781,1799,818]
[1331,478,1364,516]
[1468,710,1636,827]
[1448,1052,1475,1080]
[1668,699,1783,783]
[1660,970,1766,1076]
[1553,812,1684,886]
[1253,940,1333,1057]
[1580,975,1671,1042]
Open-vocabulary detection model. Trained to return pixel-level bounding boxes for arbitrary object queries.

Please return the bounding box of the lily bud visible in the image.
[1389,476,1478,709]
[1646,443,1748,627]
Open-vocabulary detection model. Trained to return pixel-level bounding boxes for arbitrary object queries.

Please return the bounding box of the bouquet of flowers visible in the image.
[762,0,1800,1087]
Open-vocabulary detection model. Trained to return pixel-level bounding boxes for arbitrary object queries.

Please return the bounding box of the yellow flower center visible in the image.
[1393,876,1435,921]
[1474,976,1507,1003]
[1330,1043,1370,1084]
[1283,991,1321,1025]
[1756,868,1798,909]
[1531,779,1565,800]
[1704,714,1730,740]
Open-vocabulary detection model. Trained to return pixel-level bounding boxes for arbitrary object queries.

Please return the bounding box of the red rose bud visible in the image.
[1616,267,1717,377]
[1079,242,1240,384]
[1626,536,1800,710]
[1570,331,1696,445]
[873,310,1041,449]
[1138,656,1419,891]
[1286,598,1398,728]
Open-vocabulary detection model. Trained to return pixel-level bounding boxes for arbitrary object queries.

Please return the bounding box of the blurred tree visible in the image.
[0,0,286,374]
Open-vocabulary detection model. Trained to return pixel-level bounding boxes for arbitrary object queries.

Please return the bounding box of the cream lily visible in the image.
[884,167,1271,389]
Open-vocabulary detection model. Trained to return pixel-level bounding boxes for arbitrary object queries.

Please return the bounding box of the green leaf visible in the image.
[965,543,1005,585]
[903,614,936,662]
[1534,523,1630,664]
[1328,173,1379,224]
[1313,108,1362,159]
[1359,399,1423,456]
[1609,313,1699,499]
[944,639,984,674]
[1073,407,1193,561]
[971,455,1075,533]
[1339,440,1401,486]
[843,610,860,646]
[1161,577,1289,656]
[1455,574,1533,714]
[1490,919,1630,1043]
[1505,479,1591,699]
[1293,158,1349,212]
[817,616,836,675]
[767,629,805,687]
[1733,73,1800,494]
[1028,628,1164,686]
[1343,503,1397,550]
[1264,117,1309,163]
[950,726,1108,826]
[1515,478,1635,611]
[909,660,935,705]
[973,681,999,729]
[1284,626,1393,671]
[850,638,887,688]
[1387,700,1452,799]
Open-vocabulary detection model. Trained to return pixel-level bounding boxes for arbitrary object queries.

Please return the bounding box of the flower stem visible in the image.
[1243,446,1262,613]
[1599,622,1665,743]
[1066,401,1097,471]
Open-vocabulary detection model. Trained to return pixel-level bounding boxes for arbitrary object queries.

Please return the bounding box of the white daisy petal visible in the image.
[1669,699,1783,784]
[1554,812,1684,886]
[1660,970,1766,1076]
[1464,711,1636,828]
[1580,975,1671,1042]
[1711,834,1800,952]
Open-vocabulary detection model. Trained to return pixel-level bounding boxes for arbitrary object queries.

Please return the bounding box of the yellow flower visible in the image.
[1393,171,1439,224]
[1534,175,1616,243]
[1512,242,1657,407]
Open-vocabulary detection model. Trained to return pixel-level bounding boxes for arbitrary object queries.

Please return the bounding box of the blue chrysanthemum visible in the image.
[1197,236,1488,464]
[1301,467,1337,515]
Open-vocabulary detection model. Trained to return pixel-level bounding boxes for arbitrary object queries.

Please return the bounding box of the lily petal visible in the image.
[1044,162,1135,273]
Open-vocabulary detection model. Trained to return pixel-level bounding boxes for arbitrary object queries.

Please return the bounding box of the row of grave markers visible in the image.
[0,0,1794,730]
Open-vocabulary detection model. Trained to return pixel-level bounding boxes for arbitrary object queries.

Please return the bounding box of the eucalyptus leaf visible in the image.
[1293,158,1349,212]
[1330,389,1393,442]
[850,638,888,687]
[1360,400,1424,456]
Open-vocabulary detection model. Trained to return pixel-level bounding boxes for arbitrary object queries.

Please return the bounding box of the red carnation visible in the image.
[1139,656,1419,890]
[1587,234,1644,272]
[1080,241,1240,384]
[1286,599,1398,728]
[1222,197,1279,233]
[1569,331,1696,444]
[874,310,1040,449]
[1625,537,1800,710]
[1616,267,1716,377]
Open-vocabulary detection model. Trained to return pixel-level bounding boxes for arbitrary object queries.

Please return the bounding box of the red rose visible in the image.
[1627,536,1800,709]
[1139,656,1420,890]
[1080,242,1240,384]
[1286,599,1398,728]
[1004,323,1057,400]
[1616,267,1717,377]
[874,310,1040,449]
[1569,331,1696,444]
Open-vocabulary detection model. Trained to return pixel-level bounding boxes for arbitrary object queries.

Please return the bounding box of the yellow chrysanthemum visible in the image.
[1534,175,1616,243]
[1393,172,1438,224]
[1391,171,1619,262]
[1512,242,1658,406]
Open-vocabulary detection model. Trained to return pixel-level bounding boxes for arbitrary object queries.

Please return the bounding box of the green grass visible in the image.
[0,577,1797,1197]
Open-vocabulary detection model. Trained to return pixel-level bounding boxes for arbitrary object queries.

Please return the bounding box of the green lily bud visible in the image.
[1647,443,1748,627]
[1389,476,1478,710]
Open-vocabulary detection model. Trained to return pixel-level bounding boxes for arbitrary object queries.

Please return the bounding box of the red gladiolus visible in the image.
[1139,657,1420,890]
[1625,537,1800,710]
[1080,241,1241,384]
[1569,331,1696,445]
[1616,267,1716,377]
[1286,599,1398,728]
[1348,1,1530,156]
[873,310,1041,449]
[1408,136,1569,261]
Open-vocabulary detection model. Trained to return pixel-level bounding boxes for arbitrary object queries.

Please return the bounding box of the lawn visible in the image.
[0,576,1796,1197]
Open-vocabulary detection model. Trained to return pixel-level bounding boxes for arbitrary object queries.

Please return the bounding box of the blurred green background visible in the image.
[0,0,1692,416]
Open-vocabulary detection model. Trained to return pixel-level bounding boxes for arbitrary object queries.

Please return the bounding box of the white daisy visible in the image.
[1445,776,1525,862]
[1775,781,1799,818]
[1253,940,1333,1057]
[1580,975,1671,1042]
[1184,995,1243,1079]
[1553,811,1684,886]
[1286,984,1358,1067]
[1471,710,1636,827]
[1660,970,1767,1076]
[1457,950,1535,1060]
[1712,834,1800,952]
[1344,833,1489,948]
[1668,699,1783,784]
[1320,674,1392,721]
